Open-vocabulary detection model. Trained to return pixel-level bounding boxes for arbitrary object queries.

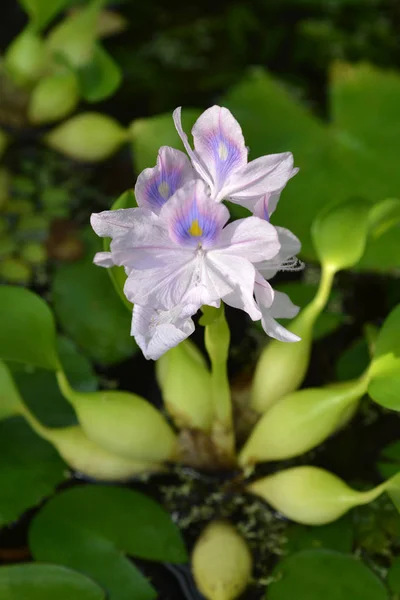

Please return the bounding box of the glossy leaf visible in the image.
[368,305,400,410]
[52,229,136,365]
[336,337,370,381]
[221,66,400,272]
[0,360,23,421]
[0,564,105,600]
[78,44,122,102]
[377,441,400,480]
[46,0,100,67]
[369,198,400,240]
[311,198,370,271]
[0,286,59,370]
[0,418,65,526]
[130,109,201,173]
[268,549,389,600]
[372,304,400,360]
[387,557,400,596]
[30,485,188,600]
[285,516,353,555]
[10,336,97,428]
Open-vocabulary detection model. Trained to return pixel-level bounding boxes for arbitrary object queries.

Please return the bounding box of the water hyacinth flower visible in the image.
[91,105,301,359]
[173,106,297,208]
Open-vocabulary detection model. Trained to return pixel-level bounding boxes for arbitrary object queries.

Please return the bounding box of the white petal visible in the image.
[221,152,294,201]
[93,251,114,267]
[172,107,213,187]
[213,216,280,263]
[132,304,196,360]
[256,226,302,280]
[124,254,198,309]
[271,290,300,319]
[254,272,300,342]
[90,208,142,239]
[260,312,301,343]
[206,253,261,321]
[254,271,274,308]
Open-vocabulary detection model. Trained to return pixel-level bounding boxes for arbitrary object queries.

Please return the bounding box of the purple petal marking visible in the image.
[161,180,230,248]
[192,106,247,196]
[135,146,196,213]
[253,194,271,221]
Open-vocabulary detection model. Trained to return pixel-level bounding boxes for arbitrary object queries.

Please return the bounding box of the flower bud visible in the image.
[48,425,165,481]
[4,28,47,86]
[247,466,385,525]
[240,376,367,466]
[57,371,178,463]
[44,113,127,162]
[192,521,252,600]
[28,72,79,124]
[156,340,213,432]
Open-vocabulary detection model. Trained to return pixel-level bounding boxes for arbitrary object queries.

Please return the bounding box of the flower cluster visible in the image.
[91,106,301,359]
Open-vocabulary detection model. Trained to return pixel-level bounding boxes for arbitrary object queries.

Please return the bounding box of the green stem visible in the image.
[203,306,235,463]
[304,263,336,325]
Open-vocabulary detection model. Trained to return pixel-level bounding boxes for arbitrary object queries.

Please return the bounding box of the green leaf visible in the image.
[221,66,400,272]
[372,304,400,360]
[377,441,400,480]
[387,557,400,596]
[311,198,371,271]
[285,516,353,555]
[29,485,188,600]
[268,549,389,600]
[369,198,400,240]
[336,337,370,381]
[0,360,23,420]
[0,286,59,370]
[10,336,97,428]
[130,109,201,174]
[274,282,345,340]
[368,305,400,410]
[78,44,122,102]
[0,564,105,600]
[103,190,136,310]
[367,362,400,411]
[57,336,99,393]
[46,0,102,68]
[0,417,65,527]
[19,0,72,31]
[52,229,137,365]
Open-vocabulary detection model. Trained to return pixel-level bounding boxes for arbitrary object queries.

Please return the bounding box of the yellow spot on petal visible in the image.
[188,219,203,237]
[218,142,229,161]
[158,181,170,199]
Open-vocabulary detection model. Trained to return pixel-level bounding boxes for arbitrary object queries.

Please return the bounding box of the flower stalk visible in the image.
[202,306,235,464]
